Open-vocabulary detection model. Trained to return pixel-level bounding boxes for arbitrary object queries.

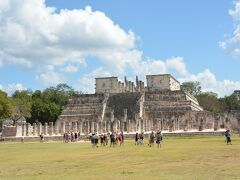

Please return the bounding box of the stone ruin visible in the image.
[2,74,239,138]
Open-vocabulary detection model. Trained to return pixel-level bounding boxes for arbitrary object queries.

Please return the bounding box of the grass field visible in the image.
[0,136,240,180]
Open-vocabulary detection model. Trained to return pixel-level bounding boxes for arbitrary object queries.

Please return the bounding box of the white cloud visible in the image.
[180,69,240,97]
[0,0,136,74]
[132,56,188,79]
[36,71,66,86]
[94,49,142,74]
[0,0,140,86]
[220,0,240,56]
[75,67,112,93]
[7,83,27,95]
[0,84,3,91]
[61,64,79,73]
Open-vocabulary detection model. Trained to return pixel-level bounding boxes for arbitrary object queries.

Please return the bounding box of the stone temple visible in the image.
[2,74,238,138]
[55,74,214,134]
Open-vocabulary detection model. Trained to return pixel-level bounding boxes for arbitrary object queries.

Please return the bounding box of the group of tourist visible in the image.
[63,132,81,143]
[135,131,163,148]
[89,131,124,148]
[59,129,232,147]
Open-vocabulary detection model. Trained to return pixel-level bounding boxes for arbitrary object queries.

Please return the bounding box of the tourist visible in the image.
[116,132,119,146]
[40,134,44,143]
[91,132,95,146]
[119,131,124,146]
[93,133,99,147]
[100,134,105,146]
[135,132,139,145]
[139,132,144,145]
[110,131,116,147]
[226,130,232,145]
[78,132,81,141]
[67,132,71,142]
[149,131,155,147]
[74,132,78,142]
[63,132,66,143]
[148,133,151,146]
[104,133,108,146]
[71,132,74,142]
[156,131,162,148]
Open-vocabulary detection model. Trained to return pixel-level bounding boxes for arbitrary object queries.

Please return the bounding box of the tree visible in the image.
[11,90,32,123]
[0,90,13,120]
[196,92,227,113]
[181,81,201,96]
[221,95,240,112]
[29,84,75,124]
[30,98,61,124]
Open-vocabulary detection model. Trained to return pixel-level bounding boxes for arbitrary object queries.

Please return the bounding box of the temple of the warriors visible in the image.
[55,74,236,134]
[2,74,239,138]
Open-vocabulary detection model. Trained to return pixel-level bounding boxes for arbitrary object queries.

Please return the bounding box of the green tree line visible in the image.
[0,84,81,125]
[181,81,240,113]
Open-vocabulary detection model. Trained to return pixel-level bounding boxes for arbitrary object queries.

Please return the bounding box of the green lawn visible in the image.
[0,136,240,180]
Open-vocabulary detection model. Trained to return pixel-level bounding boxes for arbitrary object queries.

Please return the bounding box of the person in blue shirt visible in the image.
[226,130,232,145]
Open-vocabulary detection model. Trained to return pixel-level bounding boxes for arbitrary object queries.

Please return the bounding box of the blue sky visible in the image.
[0,0,240,96]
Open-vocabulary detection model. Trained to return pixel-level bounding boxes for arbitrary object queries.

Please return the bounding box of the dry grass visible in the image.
[0,136,240,180]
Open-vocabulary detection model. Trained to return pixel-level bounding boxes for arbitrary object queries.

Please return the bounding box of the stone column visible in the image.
[26,123,32,136]
[49,122,54,136]
[22,123,26,136]
[111,110,114,123]
[135,120,138,132]
[37,123,42,136]
[91,121,95,132]
[99,121,103,133]
[142,119,145,132]
[44,122,48,135]
[120,120,124,132]
[72,121,77,132]
[147,120,151,131]
[54,122,59,135]
[66,121,69,132]
[187,119,190,131]
[159,120,161,131]
[33,123,37,136]
[145,120,148,131]
[127,120,130,132]
[96,122,99,133]
[115,120,118,132]
[62,121,66,134]
[80,122,83,134]
[77,121,83,134]
[87,121,90,133]
[132,120,135,132]
[104,121,107,133]
[174,119,177,131]
[176,119,179,130]
[139,119,142,132]
[107,121,111,133]
[16,124,23,137]
[68,122,72,132]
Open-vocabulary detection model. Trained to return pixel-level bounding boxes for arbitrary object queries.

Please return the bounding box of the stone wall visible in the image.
[95,77,118,93]
[146,74,180,91]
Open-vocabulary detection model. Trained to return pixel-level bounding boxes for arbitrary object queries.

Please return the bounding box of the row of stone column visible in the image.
[60,120,136,134]
[16,118,188,137]
[140,118,181,132]
[16,122,59,137]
